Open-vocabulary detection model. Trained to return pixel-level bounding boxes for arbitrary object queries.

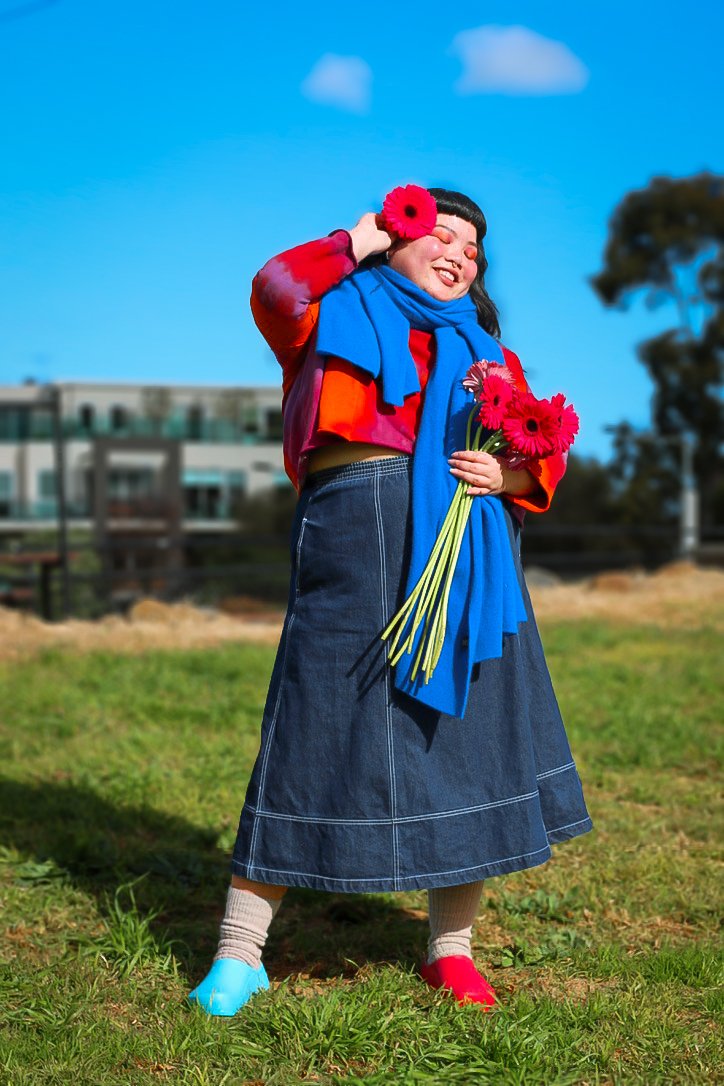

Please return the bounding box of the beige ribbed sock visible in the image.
[214,886,283,968]
[426,881,485,963]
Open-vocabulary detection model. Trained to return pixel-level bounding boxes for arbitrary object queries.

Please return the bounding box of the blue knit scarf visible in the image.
[317,264,528,718]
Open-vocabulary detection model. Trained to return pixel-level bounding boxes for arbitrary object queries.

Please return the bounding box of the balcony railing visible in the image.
[0,415,284,444]
[0,498,244,523]
[0,500,87,520]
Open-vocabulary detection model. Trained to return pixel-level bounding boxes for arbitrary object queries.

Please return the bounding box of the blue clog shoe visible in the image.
[188,958,269,1016]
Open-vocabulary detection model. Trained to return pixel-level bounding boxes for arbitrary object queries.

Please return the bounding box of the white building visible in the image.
[0,380,290,535]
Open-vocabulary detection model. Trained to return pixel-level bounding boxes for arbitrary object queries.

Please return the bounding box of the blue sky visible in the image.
[1,0,721,459]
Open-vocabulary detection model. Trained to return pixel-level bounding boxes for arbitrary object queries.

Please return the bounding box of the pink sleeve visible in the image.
[250,231,357,398]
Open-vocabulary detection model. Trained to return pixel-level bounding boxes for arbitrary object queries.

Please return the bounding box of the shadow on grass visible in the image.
[0,777,428,981]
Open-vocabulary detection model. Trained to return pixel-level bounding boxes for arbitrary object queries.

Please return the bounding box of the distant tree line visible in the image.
[527,172,723,567]
[591,172,723,529]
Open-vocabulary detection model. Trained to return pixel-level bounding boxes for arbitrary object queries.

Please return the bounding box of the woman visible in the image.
[189,186,593,1016]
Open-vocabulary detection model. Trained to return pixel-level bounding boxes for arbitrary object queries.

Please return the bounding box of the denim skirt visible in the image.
[231,455,593,892]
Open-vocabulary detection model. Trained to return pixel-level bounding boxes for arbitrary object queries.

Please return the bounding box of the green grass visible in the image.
[0,620,722,1084]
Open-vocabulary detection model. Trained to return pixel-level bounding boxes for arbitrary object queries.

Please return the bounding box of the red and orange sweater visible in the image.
[251,230,566,514]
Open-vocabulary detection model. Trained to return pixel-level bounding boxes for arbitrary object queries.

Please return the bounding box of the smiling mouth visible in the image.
[433,267,458,286]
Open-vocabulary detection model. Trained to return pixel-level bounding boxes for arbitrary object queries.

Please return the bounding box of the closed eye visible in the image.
[433,227,477,262]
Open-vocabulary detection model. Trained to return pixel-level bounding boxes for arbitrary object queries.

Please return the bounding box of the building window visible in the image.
[0,408,28,441]
[227,470,246,490]
[264,409,283,441]
[187,404,204,441]
[0,471,12,517]
[183,469,224,519]
[78,403,95,431]
[37,470,57,516]
[227,470,246,516]
[108,468,153,501]
[242,406,259,434]
[110,405,129,432]
[38,470,57,499]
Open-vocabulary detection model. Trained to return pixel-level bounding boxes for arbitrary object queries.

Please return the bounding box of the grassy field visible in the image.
[0,617,721,1085]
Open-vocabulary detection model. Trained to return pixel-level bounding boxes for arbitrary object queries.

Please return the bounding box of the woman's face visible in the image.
[387,214,479,301]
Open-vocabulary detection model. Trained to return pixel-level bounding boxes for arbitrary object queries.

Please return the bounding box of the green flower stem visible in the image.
[384,491,462,658]
[421,494,465,678]
[427,486,473,677]
[383,465,470,654]
[409,588,439,680]
[427,486,467,672]
[480,430,507,455]
[422,416,484,674]
[407,486,465,641]
[391,551,445,669]
[382,409,516,685]
[385,469,469,670]
[393,505,458,671]
[409,501,462,678]
[465,403,475,449]
[408,552,449,673]
[383,541,444,652]
[428,486,473,677]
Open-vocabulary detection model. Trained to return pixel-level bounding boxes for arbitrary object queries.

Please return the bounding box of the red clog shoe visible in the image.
[420,955,497,1009]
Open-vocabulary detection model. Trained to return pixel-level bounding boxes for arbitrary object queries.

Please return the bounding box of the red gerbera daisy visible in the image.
[477,373,516,430]
[546,392,580,453]
[462,359,515,400]
[501,392,558,459]
[380,184,437,240]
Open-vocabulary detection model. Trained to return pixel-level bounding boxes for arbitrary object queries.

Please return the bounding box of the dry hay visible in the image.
[0,598,284,661]
[0,562,722,660]
[529,561,724,631]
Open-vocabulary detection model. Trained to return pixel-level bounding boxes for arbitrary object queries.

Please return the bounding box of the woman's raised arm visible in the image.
[250,229,358,395]
[250,214,393,389]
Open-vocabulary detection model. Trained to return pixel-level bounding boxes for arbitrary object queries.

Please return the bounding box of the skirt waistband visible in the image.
[304,454,412,490]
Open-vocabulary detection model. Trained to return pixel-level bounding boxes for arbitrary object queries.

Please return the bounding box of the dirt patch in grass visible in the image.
[284,974,355,998]
[1,562,722,660]
[2,924,36,955]
[519,968,619,1004]
[130,1060,179,1076]
[594,901,702,948]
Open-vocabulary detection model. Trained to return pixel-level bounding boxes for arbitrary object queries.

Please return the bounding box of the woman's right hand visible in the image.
[348,212,393,263]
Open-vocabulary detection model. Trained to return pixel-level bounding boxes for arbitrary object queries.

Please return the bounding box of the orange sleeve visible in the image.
[317,361,374,438]
[501,346,568,514]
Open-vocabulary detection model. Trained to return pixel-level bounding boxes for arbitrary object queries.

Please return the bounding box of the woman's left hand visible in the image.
[449,451,537,498]
[448,450,505,496]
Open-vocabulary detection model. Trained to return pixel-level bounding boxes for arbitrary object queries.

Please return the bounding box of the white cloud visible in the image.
[301,54,372,114]
[451,25,589,96]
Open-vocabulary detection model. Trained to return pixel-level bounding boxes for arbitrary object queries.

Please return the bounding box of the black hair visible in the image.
[427,187,500,339]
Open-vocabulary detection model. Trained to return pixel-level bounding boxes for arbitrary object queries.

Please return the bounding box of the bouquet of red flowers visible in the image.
[381,361,579,683]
